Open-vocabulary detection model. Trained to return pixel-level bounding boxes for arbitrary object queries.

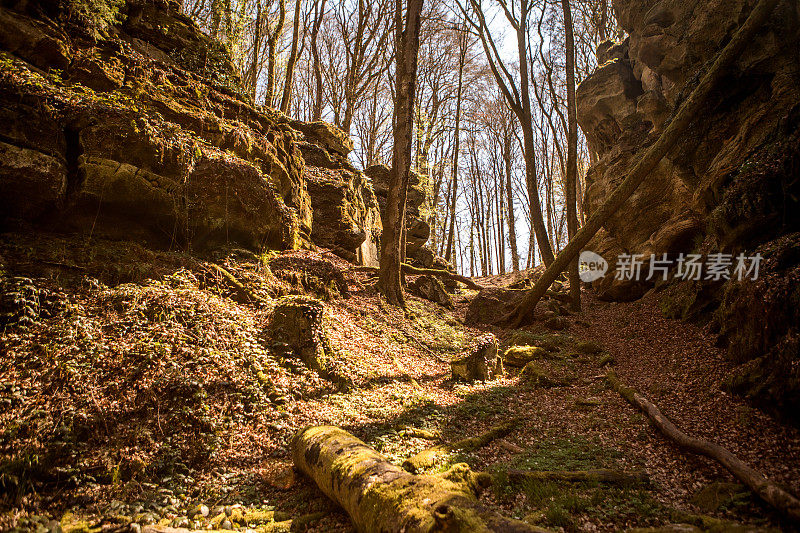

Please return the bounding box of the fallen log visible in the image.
[403,419,520,473]
[507,468,648,485]
[499,0,781,328]
[606,372,800,523]
[353,263,484,291]
[291,426,546,532]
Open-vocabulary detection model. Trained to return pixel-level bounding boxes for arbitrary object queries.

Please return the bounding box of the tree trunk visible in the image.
[505,133,520,272]
[264,0,286,107]
[247,0,263,101]
[444,26,466,264]
[606,372,800,523]
[501,0,780,327]
[516,1,555,268]
[292,426,545,532]
[377,0,424,306]
[279,0,302,113]
[310,0,327,120]
[561,0,580,311]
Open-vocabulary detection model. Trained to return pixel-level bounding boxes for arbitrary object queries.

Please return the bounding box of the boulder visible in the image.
[465,288,526,325]
[293,121,354,158]
[450,334,502,382]
[407,275,453,309]
[365,164,436,266]
[502,346,548,368]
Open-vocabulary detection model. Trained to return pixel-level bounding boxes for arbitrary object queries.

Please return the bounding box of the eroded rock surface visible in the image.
[578,0,800,418]
[0,0,379,263]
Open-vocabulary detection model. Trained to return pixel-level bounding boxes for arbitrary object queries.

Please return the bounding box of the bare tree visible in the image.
[279,0,303,112]
[461,0,555,267]
[377,0,424,305]
[562,0,580,310]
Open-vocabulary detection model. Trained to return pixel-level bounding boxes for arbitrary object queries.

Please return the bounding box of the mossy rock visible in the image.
[503,345,549,367]
[598,354,616,366]
[544,317,569,331]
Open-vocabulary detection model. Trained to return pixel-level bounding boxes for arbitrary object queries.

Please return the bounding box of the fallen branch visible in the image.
[606,372,800,523]
[507,468,648,485]
[353,263,484,291]
[292,426,546,532]
[403,419,520,473]
[499,0,781,328]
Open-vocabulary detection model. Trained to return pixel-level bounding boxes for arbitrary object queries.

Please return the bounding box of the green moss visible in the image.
[519,362,562,388]
[574,341,604,355]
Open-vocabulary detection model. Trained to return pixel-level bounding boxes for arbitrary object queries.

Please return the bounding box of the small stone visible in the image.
[129,524,142,533]
[220,519,234,530]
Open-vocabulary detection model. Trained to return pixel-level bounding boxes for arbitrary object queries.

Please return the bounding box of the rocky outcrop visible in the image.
[578,0,800,419]
[465,288,527,325]
[305,166,381,266]
[450,334,502,382]
[365,164,435,266]
[0,0,379,263]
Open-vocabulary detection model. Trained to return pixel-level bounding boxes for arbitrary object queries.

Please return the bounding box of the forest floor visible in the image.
[1,232,799,532]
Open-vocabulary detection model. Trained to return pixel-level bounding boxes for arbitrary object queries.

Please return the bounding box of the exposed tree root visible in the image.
[403,419,520,473]
[291,426,546,532]
[506,468,648,485]
[205,263,269,306]
[401,427,442,440]
[606,372,800,523]
[353,263,484,291]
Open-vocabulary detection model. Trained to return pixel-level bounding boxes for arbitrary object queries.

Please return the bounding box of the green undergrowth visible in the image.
[404,300,470,354]
[504,330,575,352]
[489,434,669,531]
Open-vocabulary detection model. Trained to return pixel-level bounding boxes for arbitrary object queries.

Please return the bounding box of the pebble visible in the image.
[221,519,233,530]
[129,524,142,533]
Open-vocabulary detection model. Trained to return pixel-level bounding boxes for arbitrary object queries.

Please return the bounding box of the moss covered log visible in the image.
[292,426,544,532]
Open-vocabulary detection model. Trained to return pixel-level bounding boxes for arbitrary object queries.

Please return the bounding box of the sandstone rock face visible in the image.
[366,164,435,266]
[0,0,380,264]
[305,166,381,267]
[579,0,800,418]
[465,288,527,325]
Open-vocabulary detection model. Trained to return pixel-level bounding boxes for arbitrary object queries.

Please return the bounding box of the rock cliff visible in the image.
[578,0,800,419]
[0,0,381,263]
